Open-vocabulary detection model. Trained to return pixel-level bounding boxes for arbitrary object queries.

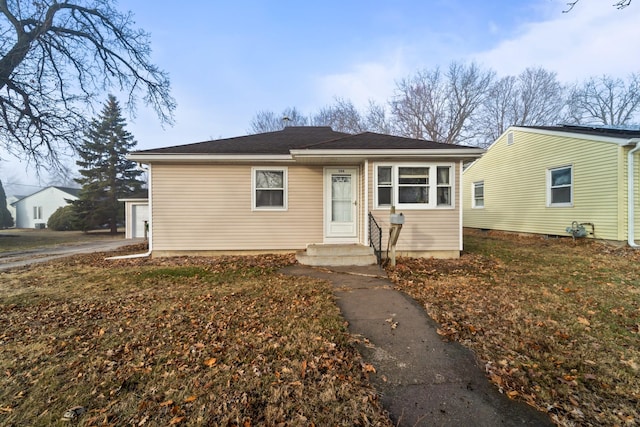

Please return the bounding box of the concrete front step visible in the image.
[296,244,377,267]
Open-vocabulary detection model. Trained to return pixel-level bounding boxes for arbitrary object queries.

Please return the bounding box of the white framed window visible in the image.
[252,167,287,210]
[547,165,572,207]
[472,181,484,208]
[33,206,43,219]
[374,163,454,209]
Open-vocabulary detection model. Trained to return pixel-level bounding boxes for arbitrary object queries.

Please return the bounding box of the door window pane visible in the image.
[332,175,352,222]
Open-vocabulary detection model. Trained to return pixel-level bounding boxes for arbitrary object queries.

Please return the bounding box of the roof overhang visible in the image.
[509,126,640,146]
[118,198,149,203]
[127,154,293,163]
[128,148,485,165]
[290,148,485,164]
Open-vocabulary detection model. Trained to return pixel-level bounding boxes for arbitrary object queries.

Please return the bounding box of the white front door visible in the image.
[324,168,358,241]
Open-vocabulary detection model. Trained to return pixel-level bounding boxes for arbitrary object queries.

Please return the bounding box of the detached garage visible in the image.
[120,198,149,239]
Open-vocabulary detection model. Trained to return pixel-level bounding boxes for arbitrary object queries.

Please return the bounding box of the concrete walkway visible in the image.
[0,238,146,271]
[282,264,553,427]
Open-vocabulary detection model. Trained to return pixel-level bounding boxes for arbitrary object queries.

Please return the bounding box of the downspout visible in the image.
[627,140,640,248]
[107,163,153,259]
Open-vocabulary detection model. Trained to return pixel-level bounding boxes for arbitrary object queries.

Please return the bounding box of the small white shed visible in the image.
[120,198,149,239]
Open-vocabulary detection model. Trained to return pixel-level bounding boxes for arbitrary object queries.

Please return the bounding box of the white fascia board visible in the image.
[127,153,293,163]
[290,148,485,159]
[509,126,637,146]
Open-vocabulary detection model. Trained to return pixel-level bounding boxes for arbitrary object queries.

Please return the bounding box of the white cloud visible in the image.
[473,2,640,82]
[312,49,409,110]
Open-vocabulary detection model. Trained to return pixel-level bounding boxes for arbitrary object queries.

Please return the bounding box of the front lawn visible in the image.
[388,230,640,426]
[0,251,390,426]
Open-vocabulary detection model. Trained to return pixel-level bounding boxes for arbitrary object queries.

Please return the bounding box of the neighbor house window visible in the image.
[253,167,287,210]
[473,181,484,208]
[547,166,572,207]
[33,206,43,219]
[375,164,454,209]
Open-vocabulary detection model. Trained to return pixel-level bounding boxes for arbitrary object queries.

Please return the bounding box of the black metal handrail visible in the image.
[368,212,382,265]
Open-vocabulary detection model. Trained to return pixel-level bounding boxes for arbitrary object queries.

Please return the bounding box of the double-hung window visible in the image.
[472,181,484,208]
[375,164,454,209]
[253,167,287,210]
[547,165,572,207]
[33,206,43,220]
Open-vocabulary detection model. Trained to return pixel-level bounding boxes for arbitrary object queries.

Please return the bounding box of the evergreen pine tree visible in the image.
[73,95,144,233]
[0,180,14,228]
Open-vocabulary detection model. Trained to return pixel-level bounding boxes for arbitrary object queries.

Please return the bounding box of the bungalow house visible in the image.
[11,186,80,229]
[128,126,484,264]
[462,125,640,246]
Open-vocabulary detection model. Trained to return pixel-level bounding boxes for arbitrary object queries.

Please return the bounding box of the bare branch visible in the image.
[564,0,631,12]
[0,0,175,169]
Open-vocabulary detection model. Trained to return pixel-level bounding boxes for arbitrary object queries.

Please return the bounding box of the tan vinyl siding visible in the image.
[151,164,323,251]
[367,161,462,254]
[463,129,624,241]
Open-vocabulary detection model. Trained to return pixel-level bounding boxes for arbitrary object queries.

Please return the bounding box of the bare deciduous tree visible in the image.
[390,61,494,144]
[567,74,640,126]
[312,98,365,133]
[248,107,308,133]
[0,0,175,168]
[476,67,566,146]
[364,100,394,134]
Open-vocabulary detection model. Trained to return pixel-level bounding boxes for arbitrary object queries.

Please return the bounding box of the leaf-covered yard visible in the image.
[0,249,391,426]
[2,232,639,426]
[388,230,640,426]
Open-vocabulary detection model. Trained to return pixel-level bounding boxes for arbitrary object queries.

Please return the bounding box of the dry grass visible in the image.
[388,230,640,426]
[0,250,391,426]
[0,229,124,253]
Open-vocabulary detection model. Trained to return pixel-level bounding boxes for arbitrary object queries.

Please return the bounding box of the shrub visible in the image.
[47,205,80,231]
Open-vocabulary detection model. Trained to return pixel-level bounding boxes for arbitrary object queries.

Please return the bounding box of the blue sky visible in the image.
[3,0,640,193]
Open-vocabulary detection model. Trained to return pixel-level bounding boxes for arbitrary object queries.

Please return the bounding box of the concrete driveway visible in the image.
[0,238,146,271]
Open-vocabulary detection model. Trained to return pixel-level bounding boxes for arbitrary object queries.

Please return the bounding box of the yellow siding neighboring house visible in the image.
[463,126,640,243]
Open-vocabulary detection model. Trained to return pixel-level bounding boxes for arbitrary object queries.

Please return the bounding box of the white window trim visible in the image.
[251,167,288,211]
[547,165,573,208]
[472,181,485,209]
[374,163,455,210]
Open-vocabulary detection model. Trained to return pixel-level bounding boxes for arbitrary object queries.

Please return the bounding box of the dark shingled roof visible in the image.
[523,125,640,139]
[54,186,81,197]
[298,132,476,150]
[133,127,480,156]
[136,127,350,155]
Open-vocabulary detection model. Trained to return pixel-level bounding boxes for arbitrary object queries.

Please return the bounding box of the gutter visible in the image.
[628,139,640,248]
